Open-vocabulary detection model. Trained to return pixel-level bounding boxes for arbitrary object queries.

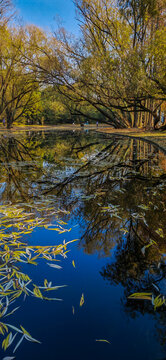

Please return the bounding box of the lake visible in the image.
[0,129,166,360]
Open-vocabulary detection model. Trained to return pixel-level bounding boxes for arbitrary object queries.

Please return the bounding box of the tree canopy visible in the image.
[0,0,165,129]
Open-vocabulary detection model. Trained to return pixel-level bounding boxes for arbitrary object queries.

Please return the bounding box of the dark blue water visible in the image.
[0,130,166,360]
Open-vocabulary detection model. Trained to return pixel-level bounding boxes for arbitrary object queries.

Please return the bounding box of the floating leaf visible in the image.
[13,335,25,353]
[2,333,12,351]
[95,339,110,344]
[80,293,84,307]
[153,295,165,311]
[47,263,62,270]
[155,228,164,238]
[128,292,152,301]
[33,287,43,299]
[44,279,48,288]
[138,205,149,211]
[20,326,31,337]
[72,260,76,268]
[4,307,20,318]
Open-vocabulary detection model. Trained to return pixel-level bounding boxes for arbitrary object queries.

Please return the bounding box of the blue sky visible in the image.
[14,0,79,34]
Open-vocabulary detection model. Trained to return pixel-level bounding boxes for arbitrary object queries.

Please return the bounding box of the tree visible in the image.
[0,25,43,128]
[34,0,165,129]
[72,0,166,128]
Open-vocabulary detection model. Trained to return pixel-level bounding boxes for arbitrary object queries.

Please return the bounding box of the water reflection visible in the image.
[0,130,166,358]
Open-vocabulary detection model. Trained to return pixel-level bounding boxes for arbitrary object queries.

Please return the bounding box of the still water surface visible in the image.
[0,130,166,360]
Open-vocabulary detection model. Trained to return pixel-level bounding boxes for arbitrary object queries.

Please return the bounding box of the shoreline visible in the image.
[0,124,165,137]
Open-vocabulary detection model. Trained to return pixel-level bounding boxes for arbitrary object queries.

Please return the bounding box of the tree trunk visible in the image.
[6,109,13,129]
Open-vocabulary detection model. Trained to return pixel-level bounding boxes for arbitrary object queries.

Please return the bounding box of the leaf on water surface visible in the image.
[101,206,110,211]
[141,246,146,256]
[95,339,110,344]
[2,332,12,351]
[120,228,129,234]
[0,323,8,335]
[42,296,63,301]
[4,307,20,318]
[128,292,152,301]
[44,285,67,291]
[33,287,43,299]
[13,335,25,353]
[141,240,158,255]
[138,204,149,211]
[80,293,84,307]
[3,324,22,334]
[8,333,17,347]
[47,263,62,270]
[94,191,106,196]
[72,260,76,268]
[44,279,48,288]
[20,326,41,344]
[0,203,76,352]
[24,333,41,343]
[112,213,122,219]
[153,295,165,311]
[155,228,164,238]
[20,326,31,337]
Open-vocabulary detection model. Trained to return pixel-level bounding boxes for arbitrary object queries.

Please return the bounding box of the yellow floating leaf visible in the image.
[2,332,11,351]
[20,325,31,337]
[80,293,84,307]
[153,295,165,311]
[128,292,152,301]
[95,339,110,344]
[33,287,43,299]
[44,279,48,288]
[72,260,76,268]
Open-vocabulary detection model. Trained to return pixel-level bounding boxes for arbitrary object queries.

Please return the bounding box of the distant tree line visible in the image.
[0,0,165,129]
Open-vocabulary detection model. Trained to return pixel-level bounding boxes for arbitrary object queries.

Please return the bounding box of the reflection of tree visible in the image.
[0,130,166,353]
[1,132,165,253]
[47,135,166,256]
[0,135,43,201]
[38,132,166,348]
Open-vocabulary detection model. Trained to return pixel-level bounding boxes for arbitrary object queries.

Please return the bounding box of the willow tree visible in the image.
[0,25,43,128]
[117,0,166,128]
[38,0,165,129]
[69,0,166,129]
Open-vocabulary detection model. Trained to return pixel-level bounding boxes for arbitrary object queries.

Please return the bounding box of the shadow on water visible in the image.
[0,130,166,359]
